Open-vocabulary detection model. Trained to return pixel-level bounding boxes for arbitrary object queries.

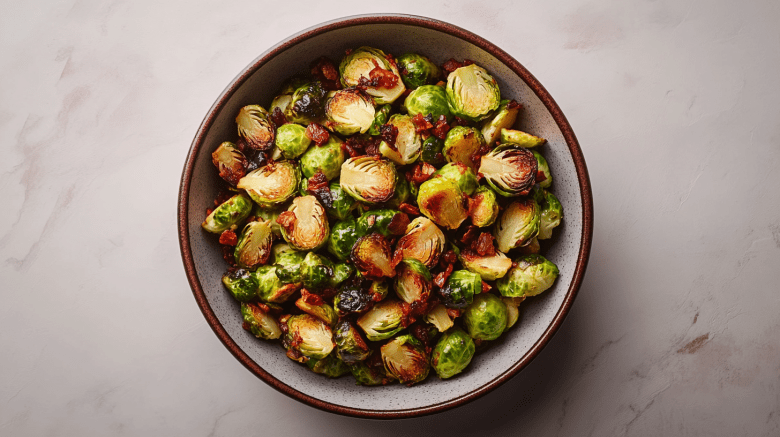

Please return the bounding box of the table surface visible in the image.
[2,1,779,435]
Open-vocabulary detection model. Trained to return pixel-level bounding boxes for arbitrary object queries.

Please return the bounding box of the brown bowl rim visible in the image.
[178,13,593,419]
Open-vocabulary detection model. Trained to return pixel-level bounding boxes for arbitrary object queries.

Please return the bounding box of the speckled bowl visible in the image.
[178,14,592,419]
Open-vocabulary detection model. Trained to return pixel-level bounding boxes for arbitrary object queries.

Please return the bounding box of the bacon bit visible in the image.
[451,116,468,127]
[310,57,341,91]
[398,203,420,216]
[409,322,435,353]
[305,123,330,146]
[219,230,239,246]
[205,208,213,216]
[535,171,548,184]
[446,308,463,319]
[506,100,522,110]
[379,124,399,151]
[345,48,353,56]
[470,141,493,167]
[305,170,333,208]
[270,107,287,126]
[433,263,454,288]
[442,250,458,265]
[473,232,497,256]
[406,162,436,185]
[242,321,251,331]
[276,211,296,234]
[442,58,464,74]
[431,115,450,139]
[368,62,398,89]
[388,212,411,236]
[385,53,398,69]
[299,289,325,306]
[461,225,479,246]
[316,287,339,301]
[463,59,475,66]
[365,140,381,156]
[399,302,416,328]
[481,281,492,293]
[222,245,235,265]
[411,113,434,133]
[214,191,233,206]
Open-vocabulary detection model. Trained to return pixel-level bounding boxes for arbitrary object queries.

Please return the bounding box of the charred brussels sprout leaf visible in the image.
[275,123,311,159]
[234,220,274,270]
[241,302,282,340]
[417,177,468,230]
[404,85,451,120]
[379,114,423,165]
[351,233,396,279]
[479,144,538,197]
[497,254,559,298]
[300,135,346,181]
[500,128,546,148]
[439,270,482,309]
[222,268,259,302]
[285,81,327,125]
[334,320,371,364]
[463,293,508,341]
[538,190,563,240]
[394,259,433,305]
[458,250,512,281]
[432,162,478,196]
[325,89,376,135]
[443,126,485,171]
[368,104,392,136]
[284,314,335,360]
[237,161,300,208]
[446,64,501,122]
[340,157,397,204]
[432,328,475,379]
[277,195,330,251]
[307,353,350,378]
[420,135,446,165]
[334,284,373,317]
[357,299,406,341]
[202,194,253,233]
[396,53,441,89]
[469,186,500,227]
[494,197,541,253]
[481,100,521,146]
[340,46,405,104]
[424,304,454,332]
[327,218,360,261]
[236,105,275,151]
[326,181,357,221]
[381,334,430,385]
[532,149,553,188]
[211,141,248,186]
[395,216,446,268]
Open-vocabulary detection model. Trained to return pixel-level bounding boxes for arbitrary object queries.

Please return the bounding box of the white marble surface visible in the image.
[1,0,779,435]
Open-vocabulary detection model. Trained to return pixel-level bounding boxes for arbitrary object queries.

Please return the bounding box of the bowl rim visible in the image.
[178,13,593,419]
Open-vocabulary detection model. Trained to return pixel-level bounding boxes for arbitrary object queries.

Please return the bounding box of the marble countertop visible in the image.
[2,0,779,435]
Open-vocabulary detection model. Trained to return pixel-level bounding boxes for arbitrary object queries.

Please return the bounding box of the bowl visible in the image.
[178,13,593,419]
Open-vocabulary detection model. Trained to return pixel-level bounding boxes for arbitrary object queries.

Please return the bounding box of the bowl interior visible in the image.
[183,18,585,416]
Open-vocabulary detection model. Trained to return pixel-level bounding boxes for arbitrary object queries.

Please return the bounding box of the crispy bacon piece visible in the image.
[446,308,463,319]
[214,191,234,206]
[398,203,420,216]
[406,162,436,185]
[470,141,493,167]
[364,139,381,156]
[431,115,450,139]
[388,212,411,236]
[299,289,326,306]
[310,57,341,91]
[305,123,330,146]
[379,124,399,151]
[451,116,468,127]
[473,232,497,256]
[463,59,475,66]
[442,250,458,265]
[305,170,333,208]
[433,263,454,288]
[270,107,287,127]
[481,281,492,293]
[442,58,464,74]
[461,225,479,246]
[506,100,521,110]
[411,113,434,133]
[222,245,235,265]
[276,211,296,234]
[368,63,398,89]
[219,230,238,246]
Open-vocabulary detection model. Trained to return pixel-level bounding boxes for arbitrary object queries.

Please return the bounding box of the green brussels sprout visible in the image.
[270,93,293,115]
[271,243,305,283]
[394,259,433,304]
[381,334,430,385]
[222,268,259,302]
[469,186,499,227]
[236,105,275,151]
[463,293,508,341]
[283,314,335,360]
[334,320,371,364]
[233,220,274,270]
[494,197,541,253]
[351,233,396,279]
[368,104,392,136]
[284,81,327,125]
[296,290,338,327]
[500,128,546,148]
[404,85,451,120]
[306,352,350,378]
[325,89,376,135]
[425,303,455,332]
[241,302,282,340]
[479,144,538,197]
[532,150,552,188]
[334,284,373,317]
[458,250,512,281]
[432,162,478,196]
[420,135,446,165]
[417,177,468,230]
[300,135,346,181]
[357,298,406,341]
[502,296,525,331]
[396,53,441,89]
[497,254,559,298]
[275,123,311,159]
[278,195,329,251]
[481,100,521,146]
[446,64,501,122]
[538,190,563,240]
[327,218,359,261]
[326,181,357,220]
[356,209,405,237]
[339,46,405,104]
[394,216,446,268]
[379,114,422,165]
[340,156,397,204]
[438,270,482,309]
[443,126,485,171]
[211,141,248,186]
[202,193,253,233]
[300,252,335,290]
[254,206,283,237]
[349,354,392,386]
[254,265,301,303]
[237,161,300,208]
[431,328,476,379]
[383,173,411,209]
[368,280,389,301]
[331,263,354,287]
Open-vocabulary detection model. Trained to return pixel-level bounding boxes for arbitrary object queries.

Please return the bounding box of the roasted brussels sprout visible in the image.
[431,328,475,379]
[285,81,327,125]
[327,218,359,261]
[404,85,451,120]
[396,53,441,89]
[300,252,335,290]
[325,88,376,135]
[424,304,454,332]
[502,296,525,331]
[357,298,406,341]
[481,100,521,146]
[479,144,538,197]
[458,250,512,281]
[357,209,405,238]
[277,195,329,251]
[283,314,335,360]
[349,359,391,386]
[340,156,397,204]
[538,190,563,240]
[379,114,422,165]
[272,243,305,283]
[394,259,433,304]
[222,268,259,302]
[275,123,311,159]
[432,162,477,196]
[237,161,300,208]
[420,135,446,165]
[254,265,301,303]
[381,334,430,385]
[394,216,446,268]
[334,284,373,317]
[296,289,338,327]
[306,352,350,378]
[494,197,541,253]
[255,206,283,237]
[300,135,346,181]
[439,269,482,309]
[202,193,253,233]
[497,254,559,298]
[443,126,485,171]
[236,105,275,151]
[339,46,405,104]
[469,186,499,227]
[334,320,371,364]
[212,141,248,185]
[270,93,293,115]
[234,220,274,270]
[351,233,396,279]
[463,293,507,341]
[446,64,501,122]
[241,302,282,340]
[368,104,392,136]
[500,128,546,148]
[417,177,468,230]
[368,280,390,301]
[325,181,357,220]
[532,150,552,188]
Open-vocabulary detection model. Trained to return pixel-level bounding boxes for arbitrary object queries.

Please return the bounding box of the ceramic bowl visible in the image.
[178,14,593,418]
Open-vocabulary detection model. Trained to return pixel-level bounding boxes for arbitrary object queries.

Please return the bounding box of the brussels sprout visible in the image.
[326,182,357,221]
[284,81,327,125]
[479,144,538,197]
[368,280,390,301]
[443,126,485,171]
[254,265,301,303]
[494,197,541,253]
[396,53,441,89]
[432,162,477,195]
[233,220,274,270]
[340,156,397,204]
[334,320,371,364]
[356,209,405,238]
[202,193,253,233]
[481,100,521,146]
[334,284,373,317]
[325,89,376,135]
[350,353,392,386]
[339,46,405,104]
[237,161,300,208]
[300,136,346,181]
[381,334,430,385]
[469,186,500,227]
[383,173,411,209]
[327,218,359,261]
[417,177,468,230]
[379,114,422,165]
[404,85,451,120]
[502,296,525,331]
[272,243,305,283]
[439,270,482,309]
[394,259,433,305]
[222,268,259,302]
[538,190,563,240]
[278,195,329,251]
[368,104,392,136]
[211,141,248,185]
[236,105,275,151]
[424,303,454,332]
[532,150,552,188]
[446,64,501,122]
[300,252,334,290]
[431,328,476,379]
[351,233,396,279]
[463,293,508,341]
[458,250,512,281]
[500,128,546,148]
[331,263,354,287]
[357,299,406,341]
[296,290,337,327]
[284,314,334,360]
[497,254,559,298]
[306,352,351,378]
[420,135,446,165]
[270,93,293,115]
[241,302,282,340]
[394,216,446,268]
[275,123,311,159]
